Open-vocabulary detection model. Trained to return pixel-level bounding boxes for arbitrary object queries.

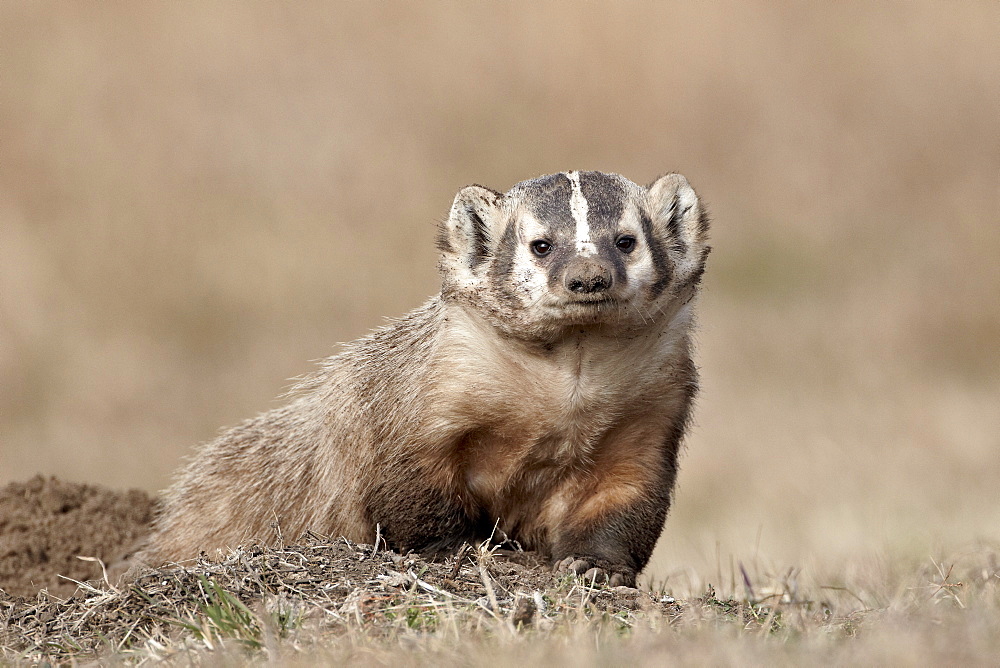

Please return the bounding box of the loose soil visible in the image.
[0,475,156,599]
[0,479,696,664]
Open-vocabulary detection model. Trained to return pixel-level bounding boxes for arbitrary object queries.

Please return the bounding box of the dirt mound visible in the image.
[1,535,682,663]
[0,475,156,598]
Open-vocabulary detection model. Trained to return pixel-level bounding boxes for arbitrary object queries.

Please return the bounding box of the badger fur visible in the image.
[140,170,710,587]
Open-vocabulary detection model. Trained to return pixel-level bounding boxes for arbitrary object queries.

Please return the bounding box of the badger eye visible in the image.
[530,240,553,257]
[615,235,637,253]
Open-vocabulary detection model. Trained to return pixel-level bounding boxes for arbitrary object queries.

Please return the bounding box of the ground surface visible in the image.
[2,477,998,666]
[0,476,692,664]
[0,476,155,599]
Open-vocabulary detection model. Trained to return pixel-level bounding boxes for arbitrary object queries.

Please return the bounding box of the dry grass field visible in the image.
[1,2,998,664]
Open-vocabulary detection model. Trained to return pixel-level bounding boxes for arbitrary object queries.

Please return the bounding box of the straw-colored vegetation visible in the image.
[4,537,998,665]
[4,536,996,665]
[2,2,998,664]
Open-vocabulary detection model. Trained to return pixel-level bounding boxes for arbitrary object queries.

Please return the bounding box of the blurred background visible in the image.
[2,3,997,584]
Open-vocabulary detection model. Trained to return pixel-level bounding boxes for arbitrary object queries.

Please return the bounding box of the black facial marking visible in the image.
[523,173,576,237]
[579,171,626,239]
[545,245,576,292]
[669,245,711,302]
[604,239,628,286]
[490,219,522,302]
[466,205,490,269]
[664,199,689,256]
[641,209,672,298]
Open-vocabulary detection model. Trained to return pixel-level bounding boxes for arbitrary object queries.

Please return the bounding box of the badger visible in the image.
[139,170,710,587]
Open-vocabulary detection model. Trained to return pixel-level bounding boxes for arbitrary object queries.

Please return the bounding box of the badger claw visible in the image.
[555,555,635,587]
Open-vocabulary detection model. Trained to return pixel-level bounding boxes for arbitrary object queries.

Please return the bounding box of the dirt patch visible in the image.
[0,478,776,665]
[1,534,686,663]
[0,475,156,598]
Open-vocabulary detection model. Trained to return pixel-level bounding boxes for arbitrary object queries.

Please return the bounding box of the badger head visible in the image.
[438,171,710,342]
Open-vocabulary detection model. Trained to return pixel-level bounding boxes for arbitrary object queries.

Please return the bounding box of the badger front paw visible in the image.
[554,555,636,588]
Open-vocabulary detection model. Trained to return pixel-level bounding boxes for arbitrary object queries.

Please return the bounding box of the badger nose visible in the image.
[565,257,613,294]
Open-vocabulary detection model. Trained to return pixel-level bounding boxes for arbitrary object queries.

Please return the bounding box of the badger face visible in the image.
[438,171,709,342]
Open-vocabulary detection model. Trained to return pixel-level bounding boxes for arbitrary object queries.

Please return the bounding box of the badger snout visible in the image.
[564,257,613,295]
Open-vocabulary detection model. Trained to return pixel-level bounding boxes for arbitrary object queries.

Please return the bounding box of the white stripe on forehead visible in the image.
[565,171,596,255]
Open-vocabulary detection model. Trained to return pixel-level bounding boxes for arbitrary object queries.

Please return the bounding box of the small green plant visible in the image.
[405,605,439,630]
[168,575,265,650]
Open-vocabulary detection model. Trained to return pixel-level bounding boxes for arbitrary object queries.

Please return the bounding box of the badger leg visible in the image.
[550,424,683,587]
[551,491,671,588]
[363,462,490,556]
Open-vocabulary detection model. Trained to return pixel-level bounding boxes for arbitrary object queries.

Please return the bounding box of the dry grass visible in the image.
[3,538,997,665]
[1,1,998,663]
[0,537,693,663]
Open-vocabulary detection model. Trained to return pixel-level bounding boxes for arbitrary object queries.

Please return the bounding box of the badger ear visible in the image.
[438,184,504,279]
[647,173,710,282]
